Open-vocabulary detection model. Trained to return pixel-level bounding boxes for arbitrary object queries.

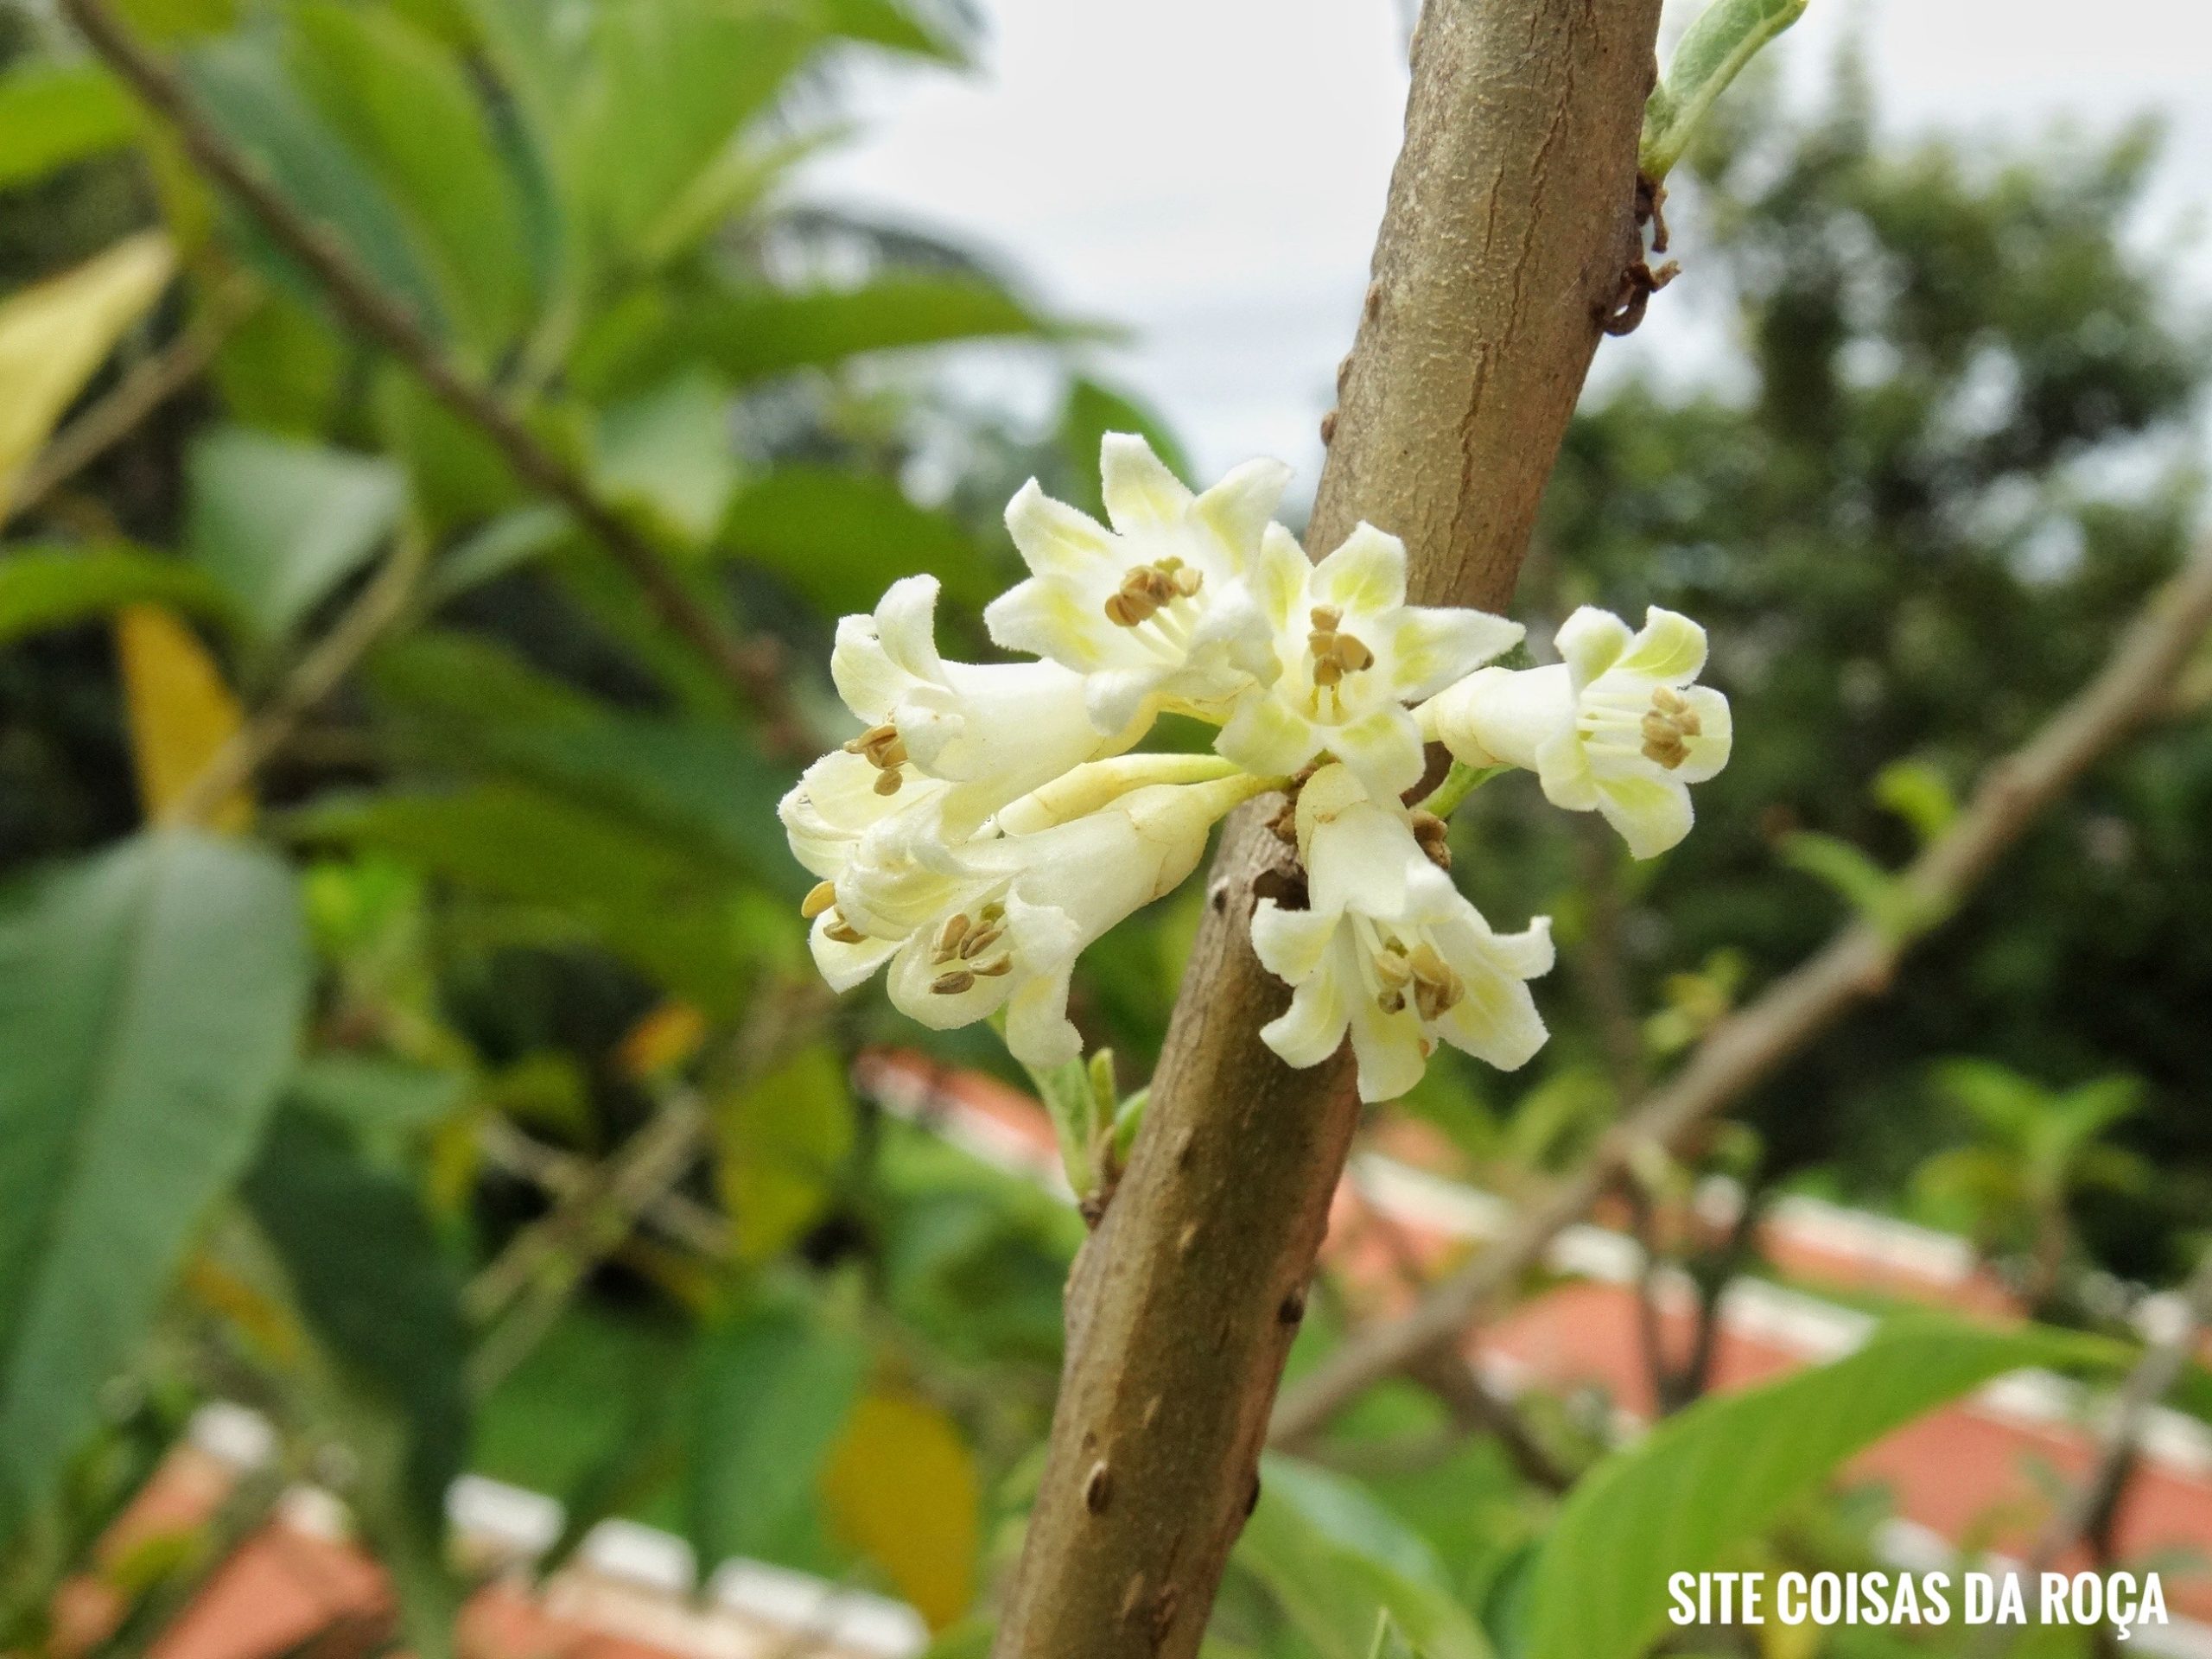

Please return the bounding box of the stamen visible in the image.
[873,770,905,796]
[1304,605,1372,716]
[959,924,1005,959]
[1638,687,1700,769]
[971,957,1014,977]
[801,880,836,919]
[824,913,867,945]
[931,969,976,995]
[1103,558,1202,627]
[934,913,972,963]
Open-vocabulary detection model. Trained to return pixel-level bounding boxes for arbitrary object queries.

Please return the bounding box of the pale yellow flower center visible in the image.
[929,901,1014,994]
[1103,556,1204,628]
[1305,606,1374,716]
[1639,685,1703,770]
[843,722,910,795]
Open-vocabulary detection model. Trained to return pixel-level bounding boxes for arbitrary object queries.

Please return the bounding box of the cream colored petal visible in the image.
[1099,431,1194,531]
[1555,606,1632,690]
[1249,522,1313,633]
[1084,664,1168,736]
[1615,606,1708,686]
[1005,477,1116,577]
[1003,967,1083,1067]
[1192,456,1293,566]
[829,612,911,722]
[1347,992,1427,1103]
[1383,606,1524,702]
[983,575,1112,671]
[1593,772,1694,860]
[871,575,946,680]
[1436,969,1549,1071]
[1533,721,1600,811]
[887,929,1017,1030]
[1250,899,1342,986]
[1310,522,1408,618]
[810,912,900,992]
[1326,703,1426,802]
[1217,690,1321,780]
[1260,963,1351,1071]
[1673,685,1732,784]
[1450,664,1573,773]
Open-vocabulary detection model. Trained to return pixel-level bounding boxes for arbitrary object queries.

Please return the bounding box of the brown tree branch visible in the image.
[990,4,1664,1654]
[1270,543,2212,1446]
[55,0,787,727]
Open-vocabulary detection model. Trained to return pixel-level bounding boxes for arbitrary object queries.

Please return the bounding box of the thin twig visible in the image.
[477,1116,731,1259]
[163,531,428,829]
[1270,544,2212,1446]
[56,0,789,729]
[6,279,254,528]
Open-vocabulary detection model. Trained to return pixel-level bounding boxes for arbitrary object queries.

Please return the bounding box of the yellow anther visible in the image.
[931,969,976,995]
[801,880,837,919]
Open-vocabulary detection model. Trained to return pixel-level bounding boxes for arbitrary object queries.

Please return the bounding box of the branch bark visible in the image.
[990,4,1663,1654]
[1270,542,2212,1446]
[55,0,786,728]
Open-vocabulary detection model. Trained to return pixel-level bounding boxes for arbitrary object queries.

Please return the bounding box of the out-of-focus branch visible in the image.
[1271,543,2212,1445]
[476,1116,731,1260]
[55,0,791,733]
[163,531,427,830]
[6,279,253,529]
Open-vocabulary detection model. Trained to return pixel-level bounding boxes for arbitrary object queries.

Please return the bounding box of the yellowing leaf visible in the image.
[114,604,251,831]
[0,232,175,515]
[713,1042,854,1262]
[821,1393,978,1630]
[619,1000,708,1079]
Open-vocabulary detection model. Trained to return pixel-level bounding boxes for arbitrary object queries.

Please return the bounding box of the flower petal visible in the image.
[1384,606,1523,702]
[984,575,1111,671]
[1217,690,1319,780]
[1673,685,1732,784]
[1192,456,1292,565]
[872,575,945,681]
[1251,899,1342,985]
[1436,969,1549,1071]
[1555,606,1632,689]
[1346,992,1427,1102]
[1099,432,1193,531]
[1310,522,1407,618]
[810,912,899,992]
[1616,606,1708,685]
[1248,522,1312,634]
[1005,478,1115,577]
[1533,719,1600,810]
[1435,664,1573,773]
[1003,967,1083,1067]
[1260,963,1351,1071]
[1593,772,1694,860]
[1326,703,1426,801]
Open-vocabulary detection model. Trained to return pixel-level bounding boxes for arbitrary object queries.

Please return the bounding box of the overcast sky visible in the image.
[804,0,2212,488]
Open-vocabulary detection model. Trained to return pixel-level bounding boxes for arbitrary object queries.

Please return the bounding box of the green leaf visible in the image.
[1369,1612,1423,1659]
[1640,0,1808,181]
[0,62,139,192]
[684,1294,866,1567]
[591,372,737,546]
[1058,378,1190,518]
[580,276,1076,397]
[286,0,535,359]
[0,831,308,1544]
[719,465,994,617]
[287,783,759,1014]
[242,1109,470,1527]
[186,425,404,642]
[1236,1457,1491,1659]
[1873,758,1958,845]
[286,1052,467,1137]
[713,1042,856,1263]
[182,34,448,334]
[1777,830,1909,932]
[1522,1318,2123,1659]
[0,547,238,648]
[366,630,798,889]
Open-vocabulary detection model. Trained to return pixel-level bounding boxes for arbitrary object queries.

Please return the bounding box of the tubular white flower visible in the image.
[779,574,1126,885]
[810,772,1266,1068]
[1217,522,1522,802]
[1421,604,1732,860]
[1251,766,1553,1102]
[984,433,1290,734]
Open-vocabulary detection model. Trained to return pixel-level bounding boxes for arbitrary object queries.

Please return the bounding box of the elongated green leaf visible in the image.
[288,784,758,1012]
[1058,377,1191,519]
[0,547,238,647]
[1640,0,1808,181]
[579,276,1076,397]
[592,372,736,545]
[0,831,308,1543]
[367,630,798,887]
[685,1295,866,1567]
[286,1052,467,1136]
[0,62,139,191]
[186,425,404,641]
[183,35,448,334]
[244,1109,470,1524]
[1236,1458,1491,1659]
[287,0,534,358]
[719,465,995,616]
[1522,1319,2122,1659]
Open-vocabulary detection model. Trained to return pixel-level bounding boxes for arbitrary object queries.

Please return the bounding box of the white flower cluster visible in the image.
[779,437,1732,1101]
